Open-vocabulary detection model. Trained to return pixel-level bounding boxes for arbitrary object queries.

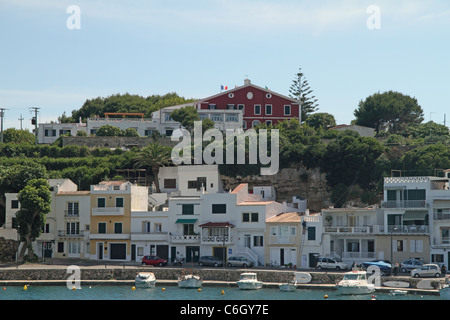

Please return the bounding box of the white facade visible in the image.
[37,105,243,144]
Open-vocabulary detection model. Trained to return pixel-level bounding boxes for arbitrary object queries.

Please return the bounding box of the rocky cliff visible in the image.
[221,166,332,211]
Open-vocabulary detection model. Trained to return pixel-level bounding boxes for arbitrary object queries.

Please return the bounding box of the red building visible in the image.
[196,79,300,129]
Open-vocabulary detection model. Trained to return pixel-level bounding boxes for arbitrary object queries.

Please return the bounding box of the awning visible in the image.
[199,222,235,228]
[175,219,198,224]
[403,211,428,221]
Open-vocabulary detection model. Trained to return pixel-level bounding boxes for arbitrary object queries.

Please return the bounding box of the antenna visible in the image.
[29,107,40,145]
[18,114,24,130]
[0,108,7,143]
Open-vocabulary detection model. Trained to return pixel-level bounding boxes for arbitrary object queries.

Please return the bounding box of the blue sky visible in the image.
[1,0,449,131]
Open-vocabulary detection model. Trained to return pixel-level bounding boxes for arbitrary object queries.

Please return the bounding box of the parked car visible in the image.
[141,255,168,266]
[199,256,224,267]
[400,259,423,273]
[227,256,254,268]
[316,257,348,271]
[361,260,392,274]
[411,264,441,278]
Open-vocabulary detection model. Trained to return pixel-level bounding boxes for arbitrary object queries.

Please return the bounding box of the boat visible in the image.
[178,270,203,289]
[390,289,408,296]
[293,272,312,284]
[336,270,375,295]
[383,281,410,288]
[236,272,263,290]
[279,281,297,292]
[134,272,156,288]
[440,282,450,300]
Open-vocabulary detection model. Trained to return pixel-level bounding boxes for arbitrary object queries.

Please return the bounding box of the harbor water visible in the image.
[0,284,440,300]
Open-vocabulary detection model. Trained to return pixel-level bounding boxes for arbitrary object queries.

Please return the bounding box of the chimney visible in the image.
[244,78,251,85]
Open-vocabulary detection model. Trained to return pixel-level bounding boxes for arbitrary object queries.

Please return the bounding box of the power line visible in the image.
[29,107,40,145]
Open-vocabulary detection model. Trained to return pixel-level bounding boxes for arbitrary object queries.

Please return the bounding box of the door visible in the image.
[157,245,169,260]
[110,243,126,260]
[98,243,103,260]
[244,235,251,248]
[186,246,200,263]
[131,244,136,261]
[213,247,227,264]
[280,248,285,266]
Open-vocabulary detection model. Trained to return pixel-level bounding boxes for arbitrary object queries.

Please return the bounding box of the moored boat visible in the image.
[237,272,263,290]
[178,270,203,289]
[440,285,450,300]
[336,270,375,295]
[135,272,156,288]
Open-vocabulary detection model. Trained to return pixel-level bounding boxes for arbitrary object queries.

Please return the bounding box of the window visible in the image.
[114,223,123,234]
[42,223,50,233]
[238,104,245,113]
[208,104,217,110]
[142,221,151,233]
[97,198,106,208]
[165,129,173,136]
[67,202,79,215]
[226,115,239,122]
[144,129,156,136]
[11,200,19,209]
[211,114,223,122]
[266,120,272,126]
[265,105,272,115]
[59,129,71,136]
[242,213,259,222]
[307,226,316,241]
[227,104,236,110]
[165,114,173,122]
[68,241,81,254]
[182,204,194,215]
[183,224,195,235]
[164,179,176,189]
[98,222,106,234]
[58,242,64,253]
[252,120,260,128]
[154,223,162,232]
[284,105,291,115]
[115,197,124,208]
[393,240,406,252]
[253,236,263,247]
[66,222,79,235]
[254,105,261,115]
[212,204,226,214]
[44,129,56,137]
[270,227,277,235]
[410,240,424,253]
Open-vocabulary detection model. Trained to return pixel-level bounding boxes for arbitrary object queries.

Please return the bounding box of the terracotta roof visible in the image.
[57,191,90,195]
[267,212,303,223]
[230,183,247,194]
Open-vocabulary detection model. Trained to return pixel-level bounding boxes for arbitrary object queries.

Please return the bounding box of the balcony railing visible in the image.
[434,211,450,220]
[201,236,233,245]
[381,200,428,209]
[64,210,79,217]
[433,237,450,246]
[324,225,429,234]
[92,207,124,216]
[342,252,376,260]
[58,230,84,237]
[171,234,200,243]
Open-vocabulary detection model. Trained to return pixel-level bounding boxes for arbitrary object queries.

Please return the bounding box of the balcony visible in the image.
[268,235,297,245]
[381,200,428,209]
[201,236,234,245]
[58,230,85,237]
[434,211,450,220]
[131,232,169,241]
[92,207,124,216]
[64,210,79,218]
[171,234,200,244]
[342,252,376,260]
[324,225,429,234]
[433,237,450,246]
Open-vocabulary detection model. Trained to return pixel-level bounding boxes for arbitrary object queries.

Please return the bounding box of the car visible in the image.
[411,264,441,278]
[199,256,224,267]
[361,260,392,274]
[141,255,168,266]
[400,259,424,273]
[227,256,254,268]
[316,257,348,271]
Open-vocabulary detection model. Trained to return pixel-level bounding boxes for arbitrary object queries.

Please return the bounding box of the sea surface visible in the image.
[0,284,440,301]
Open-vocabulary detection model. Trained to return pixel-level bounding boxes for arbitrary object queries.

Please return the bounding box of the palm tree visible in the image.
[133,143,172,192]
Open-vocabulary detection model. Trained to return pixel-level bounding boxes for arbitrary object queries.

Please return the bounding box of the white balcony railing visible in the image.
[171,234,200,243]
[324,225,429,234]
[381,200,428,209]
[201,236,233,245]
[92,207,124,216]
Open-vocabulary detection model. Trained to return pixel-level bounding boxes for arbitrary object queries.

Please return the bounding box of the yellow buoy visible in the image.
[23,285,28,291]
[323,294,328,299]
[198,288,202,292]
[132,286,136,291]
[72,286,76,291]
[221,290,225,295]
[162,288,165,291]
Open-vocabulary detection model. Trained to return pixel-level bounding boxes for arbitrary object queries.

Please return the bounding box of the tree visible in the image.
[2,128,35,144]
[16,178,52,261]
[354,91,424,135]
[96,125,122,137]
[170,106,215,133]
[305,113,336,131]
[289,68,319,122]
[133,143,172,192]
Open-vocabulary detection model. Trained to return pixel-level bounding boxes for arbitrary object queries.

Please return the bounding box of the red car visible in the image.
[141,255,168,266]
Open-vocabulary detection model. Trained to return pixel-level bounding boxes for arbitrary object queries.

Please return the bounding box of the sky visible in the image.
[1,0,449,132]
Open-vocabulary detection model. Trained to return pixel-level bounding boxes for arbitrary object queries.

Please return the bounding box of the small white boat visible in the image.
[279,281,297,292]
[336,271,375,295]
[178,270,203,289]
[135,272,156,288]
[440,285,450,300]
[293,272,312,284]
[390,289,408,296]
[237,272,263,290]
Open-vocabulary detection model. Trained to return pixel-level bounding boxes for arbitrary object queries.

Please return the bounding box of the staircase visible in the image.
[236,247,261,266]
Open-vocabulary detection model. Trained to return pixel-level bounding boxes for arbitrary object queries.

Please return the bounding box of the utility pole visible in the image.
[18,114,24,130]
[30,107,40,145]
[0,108,7,143]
